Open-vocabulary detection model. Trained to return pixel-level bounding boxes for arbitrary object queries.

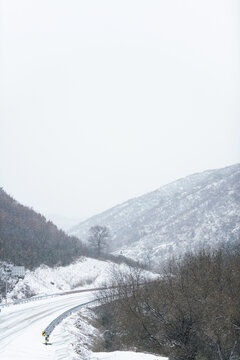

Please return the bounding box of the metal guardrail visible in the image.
[43,288,122,341]
[0,292,63,308]
[0,287,107,309]
[43,298,100,338]
[1,281,155,311]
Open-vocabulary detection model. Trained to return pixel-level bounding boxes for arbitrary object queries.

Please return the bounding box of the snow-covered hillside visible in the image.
[70,164,240,267]
[5,257,157,302]
[55,307,167,360]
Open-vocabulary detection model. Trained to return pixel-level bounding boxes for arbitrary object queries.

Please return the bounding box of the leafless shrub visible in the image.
[96,246,240,360]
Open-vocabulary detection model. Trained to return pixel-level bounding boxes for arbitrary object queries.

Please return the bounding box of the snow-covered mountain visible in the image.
[69,164,240,267]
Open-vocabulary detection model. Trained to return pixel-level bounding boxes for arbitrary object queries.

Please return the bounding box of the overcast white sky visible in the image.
[0,0,240,220]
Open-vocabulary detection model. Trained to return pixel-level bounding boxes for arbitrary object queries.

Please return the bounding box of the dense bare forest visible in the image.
[0,188,87,268]
[97,244,240,360]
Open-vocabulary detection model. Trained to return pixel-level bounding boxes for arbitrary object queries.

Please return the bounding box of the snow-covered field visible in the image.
[7,257,158,302]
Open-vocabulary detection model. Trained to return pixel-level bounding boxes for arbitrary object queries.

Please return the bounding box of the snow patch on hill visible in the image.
[54,306,167,360]
[7,257,158,301]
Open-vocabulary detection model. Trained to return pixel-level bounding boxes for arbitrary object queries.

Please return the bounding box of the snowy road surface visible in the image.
[0,292,95,359]
[0,292,168,360]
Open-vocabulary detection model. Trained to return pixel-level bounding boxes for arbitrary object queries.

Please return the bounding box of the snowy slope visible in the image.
[55,306,167,360]
[7,257,158,302]
[70,164,240,267]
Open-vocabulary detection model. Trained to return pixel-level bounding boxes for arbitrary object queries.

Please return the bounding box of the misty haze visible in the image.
[0,1,239,360]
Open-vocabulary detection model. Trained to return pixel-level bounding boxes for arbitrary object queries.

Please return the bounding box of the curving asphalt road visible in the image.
[0,290,97,360]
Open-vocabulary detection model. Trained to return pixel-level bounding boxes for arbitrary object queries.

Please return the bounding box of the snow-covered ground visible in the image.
[51,306,168,360]
[90,352,166,360]
[0,258,163,359]
[62,307,168,360]
[0,288,167,360]
[0,292,95,359]
[7,257,158,302]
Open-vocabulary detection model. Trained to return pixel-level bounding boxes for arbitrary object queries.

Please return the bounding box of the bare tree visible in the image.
[96,247,240,359]
[88,225,110,257]
[143,246,153,270]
